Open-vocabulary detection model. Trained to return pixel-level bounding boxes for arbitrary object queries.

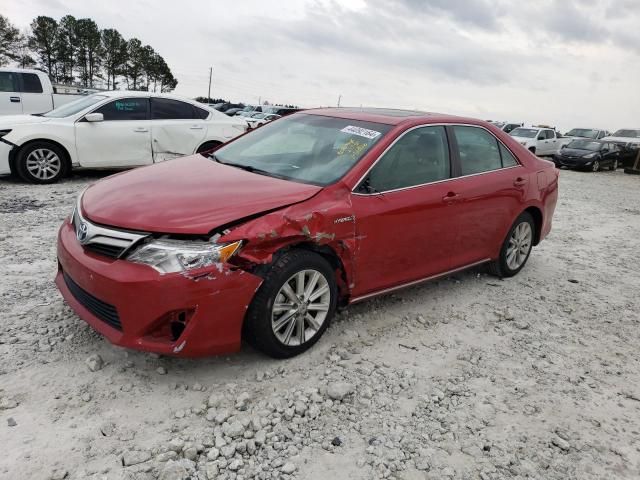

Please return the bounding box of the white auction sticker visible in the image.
[340,125,382,140]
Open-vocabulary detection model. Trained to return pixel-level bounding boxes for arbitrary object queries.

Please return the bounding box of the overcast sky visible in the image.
[5,0,640,131]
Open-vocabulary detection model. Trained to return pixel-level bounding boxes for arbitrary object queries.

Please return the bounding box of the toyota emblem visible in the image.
[77,222,89,243]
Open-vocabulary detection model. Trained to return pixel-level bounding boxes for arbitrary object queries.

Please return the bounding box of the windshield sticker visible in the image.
[337,138,368,159]
[341,125,382,140]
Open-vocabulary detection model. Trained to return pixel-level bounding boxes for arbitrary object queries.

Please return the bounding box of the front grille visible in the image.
[63,272,122,331]
[72,204,147,260]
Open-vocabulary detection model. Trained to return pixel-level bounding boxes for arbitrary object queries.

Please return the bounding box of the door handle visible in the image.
[189,125,204,130]
[133,128,149,133]
[442,191,460,203]
[513,177,527,187]
[10,96,20,103]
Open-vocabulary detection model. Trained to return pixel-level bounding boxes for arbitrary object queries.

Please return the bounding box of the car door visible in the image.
[350,125,459,298]
[150,98,208,162]
[445,125,527,268]
[75,97,152,167]
[19,73,53,114]
[0,71,22,114]
[547,130,559,153]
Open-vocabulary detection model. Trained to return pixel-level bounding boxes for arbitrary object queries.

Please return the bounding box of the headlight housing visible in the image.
[0,129,12,138]
[127,239,242,274]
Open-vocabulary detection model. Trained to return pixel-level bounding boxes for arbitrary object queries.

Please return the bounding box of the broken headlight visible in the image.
[127,239,242,274]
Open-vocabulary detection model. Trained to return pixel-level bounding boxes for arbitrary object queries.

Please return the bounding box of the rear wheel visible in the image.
[244,250,337,358]
[16,141,69,184]
[487,212,535,278]
[196,141,222,154]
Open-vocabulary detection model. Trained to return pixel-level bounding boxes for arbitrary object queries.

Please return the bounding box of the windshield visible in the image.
[566,128,598,139]
[510,128,538,138]
[612,129,640,138]
[567,139,601,151]
[42,95,107,118]
[213,113,392,186]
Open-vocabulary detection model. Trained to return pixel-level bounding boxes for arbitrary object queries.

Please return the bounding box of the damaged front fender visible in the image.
[220,184,358,296]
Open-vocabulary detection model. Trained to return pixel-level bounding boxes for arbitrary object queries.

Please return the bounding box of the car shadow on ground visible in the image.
[129,265,489,379]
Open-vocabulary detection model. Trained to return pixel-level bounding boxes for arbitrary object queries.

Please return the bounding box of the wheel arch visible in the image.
[523,205,543,245]
[195,139,223,154]
[11,138,73,174]
[253,242,351,306]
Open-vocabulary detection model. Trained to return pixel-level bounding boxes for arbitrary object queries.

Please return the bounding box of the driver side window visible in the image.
[364,126,450,192]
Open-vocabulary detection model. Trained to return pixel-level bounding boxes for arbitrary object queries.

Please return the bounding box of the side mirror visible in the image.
[537,136,544,140]
[601,148,609,153]
[561,144,567,149]
[85,113,104,123]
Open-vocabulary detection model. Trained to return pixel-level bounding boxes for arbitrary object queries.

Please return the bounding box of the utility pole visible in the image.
[337,94,342,107]
[207,67,212,103]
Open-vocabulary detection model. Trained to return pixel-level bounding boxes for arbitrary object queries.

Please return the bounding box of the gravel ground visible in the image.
[1,168,639,480]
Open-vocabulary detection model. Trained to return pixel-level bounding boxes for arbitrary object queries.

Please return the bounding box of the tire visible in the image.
[196,141,222,154]
[487,212,535,278]
[244,250,338,358]
[591,160,600,172]
[528,147,536,155]
[16,141,69,184]
[609,159,618,171]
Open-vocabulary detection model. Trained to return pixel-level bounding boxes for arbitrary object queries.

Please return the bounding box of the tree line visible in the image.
[0,14,177,92]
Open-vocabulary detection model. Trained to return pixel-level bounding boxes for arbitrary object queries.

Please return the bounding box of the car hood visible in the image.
[558,148,592,158]
[0,114,52,128]
[510,136,534,143]
[81,155,323,235]
[602,136,640,144]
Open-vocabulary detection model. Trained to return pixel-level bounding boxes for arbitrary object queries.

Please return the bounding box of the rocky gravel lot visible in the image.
[1,168,640,480]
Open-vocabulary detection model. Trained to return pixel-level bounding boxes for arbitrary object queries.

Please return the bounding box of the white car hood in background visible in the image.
[602,136,640,145]
[0,115,52,129]
[510,136,534,144]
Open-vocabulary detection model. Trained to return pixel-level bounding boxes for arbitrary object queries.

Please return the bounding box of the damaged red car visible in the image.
[56,108,558,358]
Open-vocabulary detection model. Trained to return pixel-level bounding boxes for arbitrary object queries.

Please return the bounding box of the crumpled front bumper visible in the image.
[55,219,263,357]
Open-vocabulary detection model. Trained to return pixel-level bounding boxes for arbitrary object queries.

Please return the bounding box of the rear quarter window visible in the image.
[21,73,44,93]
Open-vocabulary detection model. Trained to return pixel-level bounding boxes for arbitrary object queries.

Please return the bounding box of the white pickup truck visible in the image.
[0,68,81,115]
[509,126,572,156]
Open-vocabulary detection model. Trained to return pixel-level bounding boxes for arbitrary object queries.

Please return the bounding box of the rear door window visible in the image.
[452,126,502,175]
[151,98,197,120]
[94,98,149,121]
[21,73,44,93]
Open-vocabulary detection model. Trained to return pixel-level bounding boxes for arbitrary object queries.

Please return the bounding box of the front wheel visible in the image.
[244,250,337,358]
[16,141,69,184]
[487,212,535,278]
[591,160,600,172]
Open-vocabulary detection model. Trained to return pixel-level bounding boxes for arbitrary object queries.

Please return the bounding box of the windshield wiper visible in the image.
[215,158,286,179]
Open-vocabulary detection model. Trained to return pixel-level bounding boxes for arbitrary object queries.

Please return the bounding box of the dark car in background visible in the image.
[553,139,620,171]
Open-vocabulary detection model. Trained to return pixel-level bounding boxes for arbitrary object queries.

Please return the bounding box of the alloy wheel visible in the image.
[25,148,62,180]
[271,269,331,346]
[592,160,600,172]
[613,160,618,170]
[506,222,533,271]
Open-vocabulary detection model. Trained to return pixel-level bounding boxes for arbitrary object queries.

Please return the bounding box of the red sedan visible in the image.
[56,108,558,358]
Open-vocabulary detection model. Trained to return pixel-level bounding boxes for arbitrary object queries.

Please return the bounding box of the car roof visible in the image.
[302,107,474,126]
